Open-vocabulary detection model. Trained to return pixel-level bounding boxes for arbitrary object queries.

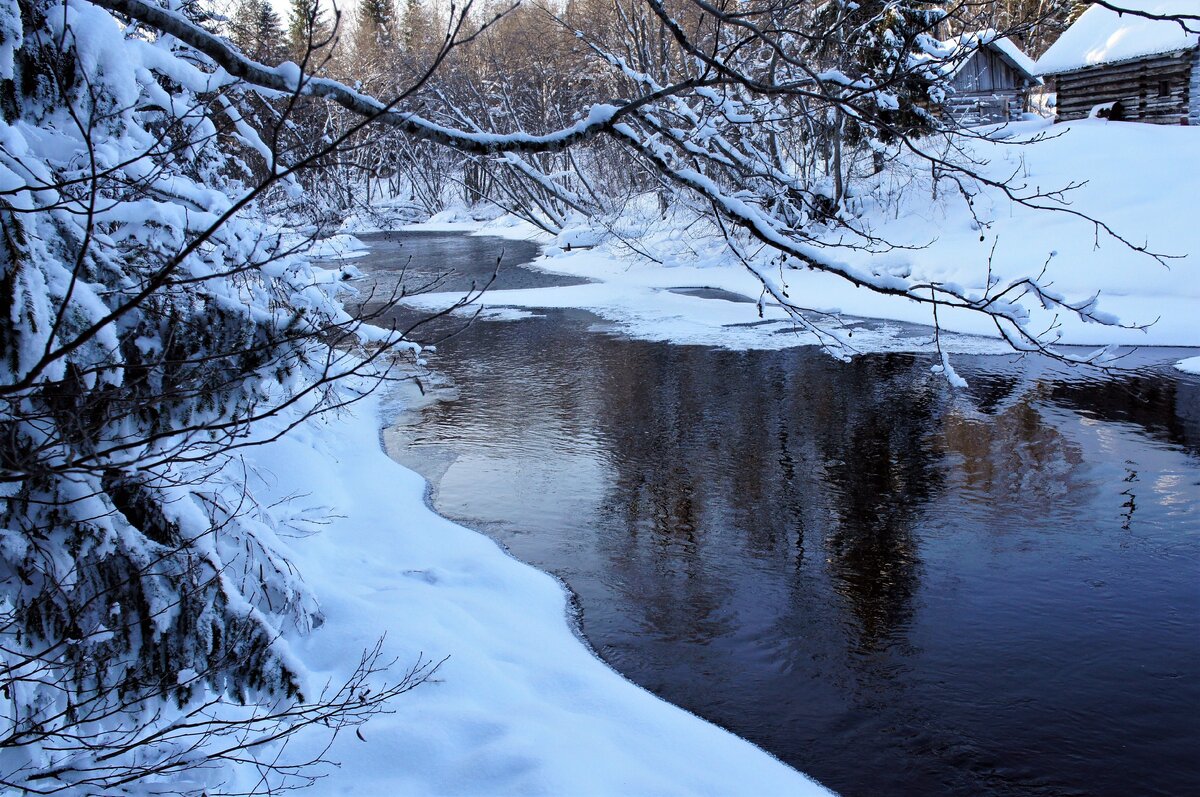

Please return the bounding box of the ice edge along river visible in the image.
[237,298,834,794]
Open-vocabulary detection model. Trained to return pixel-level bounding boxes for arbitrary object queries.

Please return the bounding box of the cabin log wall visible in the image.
[1053,49,1197,124]
[1190,48,1200,125]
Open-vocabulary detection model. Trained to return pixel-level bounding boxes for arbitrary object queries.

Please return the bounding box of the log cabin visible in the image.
[941,32,1041,126]
[1035,1,1200,125]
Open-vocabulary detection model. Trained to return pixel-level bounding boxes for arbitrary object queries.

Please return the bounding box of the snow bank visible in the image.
[405,258,1015,354]
[1177,355,1200,374]
[396,208,548,241]
[782,118,1200,347]
[402,120,1200,352]
[1035,0,1199,75]
[245,392,831,796]
[307,233,369,260]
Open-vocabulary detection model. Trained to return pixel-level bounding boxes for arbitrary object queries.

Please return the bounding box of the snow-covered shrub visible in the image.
[0,0,412,790]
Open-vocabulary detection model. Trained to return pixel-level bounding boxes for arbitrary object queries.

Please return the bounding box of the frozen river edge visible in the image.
[245,380,834,794]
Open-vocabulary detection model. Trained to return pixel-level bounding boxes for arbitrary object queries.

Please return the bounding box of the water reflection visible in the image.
[1048,373,1200,456]
[942,399,1086,507]
[374,235,1200,797]
[812,356,940,654]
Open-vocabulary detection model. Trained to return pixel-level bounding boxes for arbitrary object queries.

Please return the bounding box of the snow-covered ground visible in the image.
[245,390,831,795]
[306,233,371,260]
[399,119,1200,354]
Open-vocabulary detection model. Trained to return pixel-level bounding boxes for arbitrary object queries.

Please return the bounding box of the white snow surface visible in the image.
[401,120,1200,353]
[306,233,369,260]
[245,391,831,796]
[1035,0,1200,75]
[1177,355,1200,373]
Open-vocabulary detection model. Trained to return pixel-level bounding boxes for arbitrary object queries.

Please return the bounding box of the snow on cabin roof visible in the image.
[1035,1,1200,75]
[943,29,1040,80]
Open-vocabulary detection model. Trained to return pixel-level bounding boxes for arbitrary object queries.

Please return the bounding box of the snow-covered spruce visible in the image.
[0,0,415,791]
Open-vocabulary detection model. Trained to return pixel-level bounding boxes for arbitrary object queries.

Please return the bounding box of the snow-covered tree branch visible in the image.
[87,0,1166,362]
[2,0,1192,791]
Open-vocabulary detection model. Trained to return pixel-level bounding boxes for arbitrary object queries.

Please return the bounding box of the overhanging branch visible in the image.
[93,0,702,155]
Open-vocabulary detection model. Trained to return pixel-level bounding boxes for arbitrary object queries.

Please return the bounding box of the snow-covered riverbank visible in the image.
[396,119,1200,353]
[260,116,1197,793]
[245,388,831,795]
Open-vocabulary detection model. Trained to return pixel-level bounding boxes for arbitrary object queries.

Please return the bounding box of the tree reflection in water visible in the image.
[384,294,1200,797]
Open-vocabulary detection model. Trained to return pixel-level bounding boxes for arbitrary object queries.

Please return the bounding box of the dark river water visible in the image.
[355,231,1200,797]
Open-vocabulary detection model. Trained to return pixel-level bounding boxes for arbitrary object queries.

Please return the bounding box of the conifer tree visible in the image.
[807,0,948,142]
[0,0,421,790]
[402,0,429,54]
[287,0,333,63]
[355,0,396,60]
[230,0,286,64]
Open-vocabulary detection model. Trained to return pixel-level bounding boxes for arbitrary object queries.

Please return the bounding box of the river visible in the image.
[354,230,1200,797]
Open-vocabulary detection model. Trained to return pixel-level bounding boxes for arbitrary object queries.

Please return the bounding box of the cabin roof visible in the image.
[943,30,1040,82]
[1035,1,1199,76]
